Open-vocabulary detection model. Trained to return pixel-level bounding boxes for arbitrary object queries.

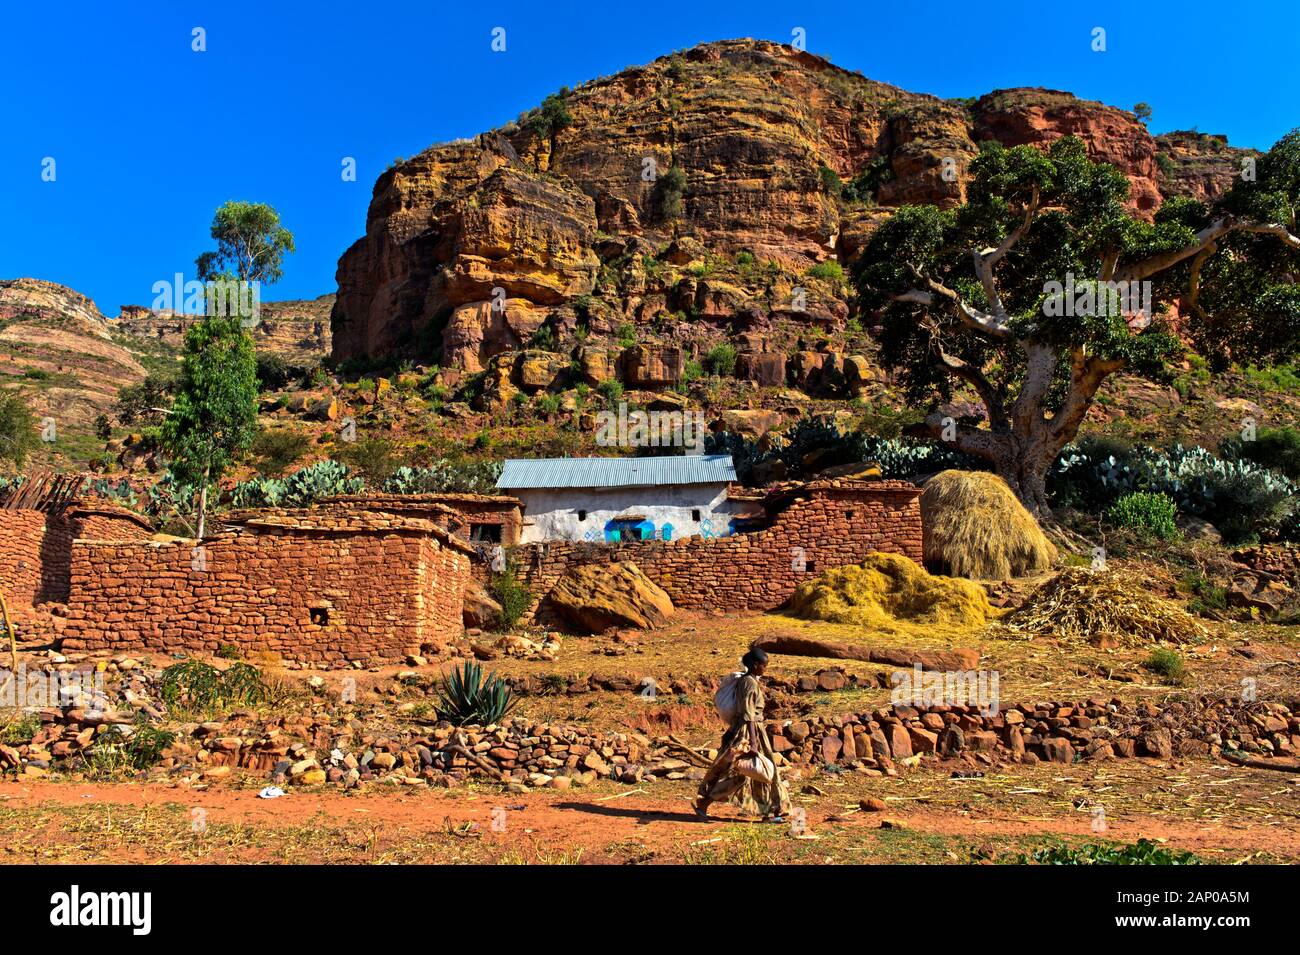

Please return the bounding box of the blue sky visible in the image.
[1,0,1296,314]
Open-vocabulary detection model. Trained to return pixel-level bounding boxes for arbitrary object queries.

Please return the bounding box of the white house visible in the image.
[496,454,743,544]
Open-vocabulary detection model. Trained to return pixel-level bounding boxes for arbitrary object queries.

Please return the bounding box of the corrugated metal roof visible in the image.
[496,455,736,490]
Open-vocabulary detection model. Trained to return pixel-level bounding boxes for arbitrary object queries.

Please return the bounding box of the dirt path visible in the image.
[3,776,1296,863]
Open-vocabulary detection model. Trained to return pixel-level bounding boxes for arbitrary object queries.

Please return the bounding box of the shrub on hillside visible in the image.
[1106,491,1178,541]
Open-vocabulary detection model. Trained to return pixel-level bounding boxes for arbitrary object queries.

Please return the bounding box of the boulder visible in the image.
[545,561,675,633]
[463,581,503,629]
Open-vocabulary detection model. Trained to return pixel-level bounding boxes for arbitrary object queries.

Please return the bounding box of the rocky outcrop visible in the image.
[1155,131,1254,206]
[0,278,107,326]
[971,89,1161,215]
[332,38,1245,372]
[544,561,675,633]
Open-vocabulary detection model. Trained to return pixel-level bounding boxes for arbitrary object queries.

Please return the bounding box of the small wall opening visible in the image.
[309,606,330,626]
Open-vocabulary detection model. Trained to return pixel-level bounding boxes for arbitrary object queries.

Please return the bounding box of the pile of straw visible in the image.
[788,552,996,629]
[920,470,1056,580]
[1003,567,1208,646]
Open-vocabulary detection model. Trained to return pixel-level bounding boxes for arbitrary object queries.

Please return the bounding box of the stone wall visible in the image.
[320,494,524,545]
[0,506,153,610]
[0,510,56,609]
[62,514,470,664]
[504,481,923,620]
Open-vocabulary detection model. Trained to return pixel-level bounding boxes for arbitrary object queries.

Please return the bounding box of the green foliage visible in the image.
[435,661,517,726]
[531,324,557,351]
[160,316,259,533]
[157,660,270,717]
[116,372,176,428]
[0,711,40,745]
[653,165,687,222]
[335,435,400,484]
[597,379,624,407]
[1051,441,1296,543]
[616,323,637,347]
[229,459,365,509]
[1133,102,1152,123]
[807,260,846,283]
[841,156,894,204]
[1143,647,1187,684]
[381,460,503,495]
[706,418,980,486]
[195,200,296,285]
[817,163,842,198]
[0,392,40,469]
[528,89,573,138]
[1181,571,1228,615]
[254,352,307,391]
[491,560,533,632]
[1106,491,1178,540]
[1015,838,1200,865]
[1222,425,1300,480]
[85,717,177,777]
[93,413,112,441]
[250,428,311,477]
[703,343,737,377]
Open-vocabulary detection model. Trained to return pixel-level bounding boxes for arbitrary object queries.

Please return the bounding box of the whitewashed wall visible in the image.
[515,483,743,543]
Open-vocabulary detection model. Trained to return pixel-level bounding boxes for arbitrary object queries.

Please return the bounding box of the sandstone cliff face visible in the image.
[1155,131,1254,206]
[971,88,1162,215]
[0,278,107,327]
[331,39,1244,375]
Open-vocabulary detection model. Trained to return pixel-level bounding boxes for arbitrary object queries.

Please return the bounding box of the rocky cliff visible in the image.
[332,39,1249,395]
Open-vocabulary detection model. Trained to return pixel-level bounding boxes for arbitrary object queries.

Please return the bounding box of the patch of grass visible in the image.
[84,718,177,778]
[490,560,533,631]
[157,660,271,718]
[1143,647,1188,685]
[0,710,41,745]
[1013,838,1201,865]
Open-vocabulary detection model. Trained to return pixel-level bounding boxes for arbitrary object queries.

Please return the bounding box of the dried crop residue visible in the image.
[789,552,995,630]
[1001,566,1209,646]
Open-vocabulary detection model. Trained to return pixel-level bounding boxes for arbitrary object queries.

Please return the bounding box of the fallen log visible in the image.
[753,634,979,672]
[1219,751,1300,773]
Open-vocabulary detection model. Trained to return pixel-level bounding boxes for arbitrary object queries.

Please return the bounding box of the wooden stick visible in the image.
[1219,751,1300,774]
[0,591,15,678]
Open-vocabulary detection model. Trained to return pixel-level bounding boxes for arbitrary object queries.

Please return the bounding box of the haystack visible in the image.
[788,552,995,629]
[1003,567,1208,646]
[920,470,1056,579]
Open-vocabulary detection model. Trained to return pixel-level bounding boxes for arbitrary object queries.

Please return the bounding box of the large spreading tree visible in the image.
[854,132,1300,518]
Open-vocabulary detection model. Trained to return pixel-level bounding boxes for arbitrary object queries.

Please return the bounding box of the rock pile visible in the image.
[768,696,1300,770]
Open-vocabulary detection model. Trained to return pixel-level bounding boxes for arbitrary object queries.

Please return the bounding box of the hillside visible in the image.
[331,37,1248,393]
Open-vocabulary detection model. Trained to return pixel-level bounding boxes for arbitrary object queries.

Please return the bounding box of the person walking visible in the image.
[693,647,790,822]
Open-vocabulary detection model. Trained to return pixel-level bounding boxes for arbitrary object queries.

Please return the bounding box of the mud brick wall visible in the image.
[62,525,469,664]
[510,485,922,619]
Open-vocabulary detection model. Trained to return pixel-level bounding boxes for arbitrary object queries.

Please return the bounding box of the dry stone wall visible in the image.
[504,482,923,621]
[0,506,153,610]
[62,517,469,664]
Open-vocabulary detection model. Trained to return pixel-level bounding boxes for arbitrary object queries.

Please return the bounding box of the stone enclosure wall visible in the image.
[507,481,923,620]
[0,506,154,611]
[61,517,471,665]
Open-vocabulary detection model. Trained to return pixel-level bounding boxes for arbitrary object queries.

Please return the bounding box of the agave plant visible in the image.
[435,661,516,726]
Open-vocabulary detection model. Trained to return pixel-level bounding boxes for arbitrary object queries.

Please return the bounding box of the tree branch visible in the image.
[1117,217,1300,282]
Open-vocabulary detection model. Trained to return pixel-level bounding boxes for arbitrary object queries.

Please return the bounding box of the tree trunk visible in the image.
[987,441,1051,520]
[196,463,210,540]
